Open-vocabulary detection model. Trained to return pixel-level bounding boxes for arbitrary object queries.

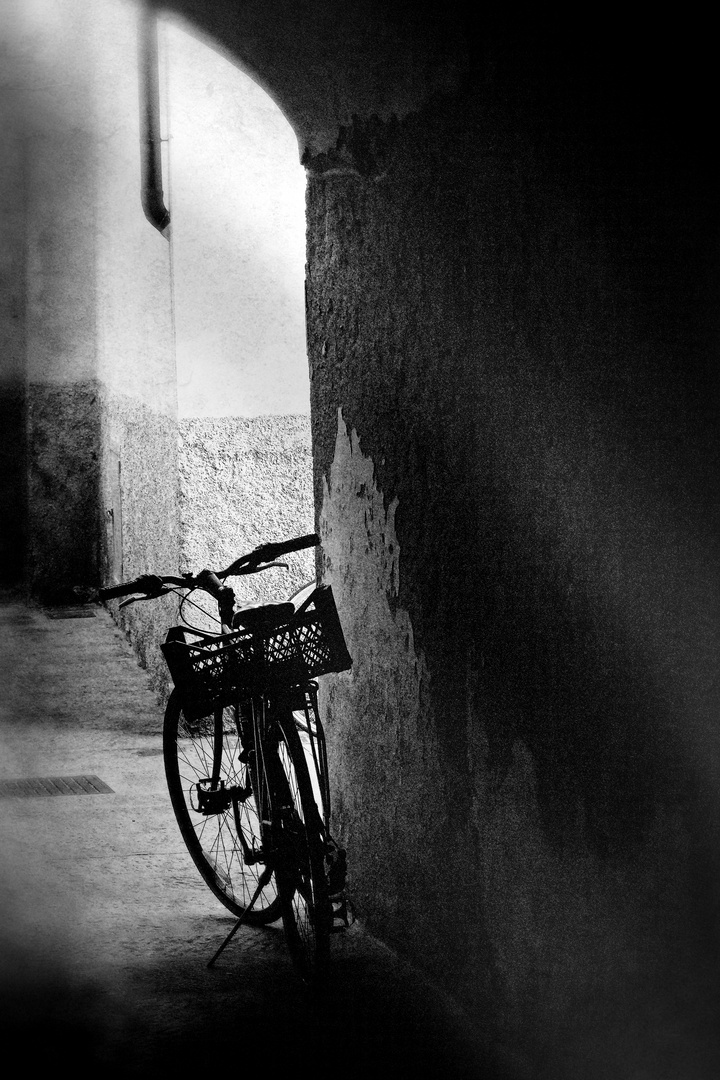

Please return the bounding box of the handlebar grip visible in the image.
[98,574,165,601]
[261,533,320,559]
[98,580,142,601]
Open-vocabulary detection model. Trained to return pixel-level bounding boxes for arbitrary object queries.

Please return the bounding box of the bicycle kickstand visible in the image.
[206,866,273,969]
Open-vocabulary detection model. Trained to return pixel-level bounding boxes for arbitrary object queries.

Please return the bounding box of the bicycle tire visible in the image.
[266,708,332,982]
[163,689,282,924]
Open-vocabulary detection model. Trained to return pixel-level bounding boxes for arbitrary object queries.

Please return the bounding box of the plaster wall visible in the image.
[1,0,178,690]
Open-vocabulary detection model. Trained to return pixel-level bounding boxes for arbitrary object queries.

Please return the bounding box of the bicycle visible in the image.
[98,532,352,983]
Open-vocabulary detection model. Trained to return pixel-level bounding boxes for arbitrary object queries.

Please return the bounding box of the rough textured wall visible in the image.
[307,30,720,1080]
[179,416,314,607]
[102,392,179,697]
[0,385,25,584]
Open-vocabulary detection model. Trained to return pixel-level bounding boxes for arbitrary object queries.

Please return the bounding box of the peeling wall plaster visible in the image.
[318,409,444,923]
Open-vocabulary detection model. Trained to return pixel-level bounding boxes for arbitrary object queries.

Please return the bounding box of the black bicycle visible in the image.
[98,533,352,983]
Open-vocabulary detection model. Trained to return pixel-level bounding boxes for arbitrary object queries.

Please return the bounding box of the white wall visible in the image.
[2,0,175,407]
[160,19,309,419]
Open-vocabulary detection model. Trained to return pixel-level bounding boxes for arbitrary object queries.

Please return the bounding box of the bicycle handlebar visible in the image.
[97,534,320,605]
[98,574,173,602]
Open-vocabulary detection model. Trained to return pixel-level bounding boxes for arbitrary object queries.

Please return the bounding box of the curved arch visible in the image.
[154,0,467,165]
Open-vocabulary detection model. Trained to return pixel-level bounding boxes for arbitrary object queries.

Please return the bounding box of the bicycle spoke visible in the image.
[164,693,281,924]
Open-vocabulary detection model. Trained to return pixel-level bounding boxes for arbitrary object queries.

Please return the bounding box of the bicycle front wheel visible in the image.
[269,710,332,982]
[163,690,281,925]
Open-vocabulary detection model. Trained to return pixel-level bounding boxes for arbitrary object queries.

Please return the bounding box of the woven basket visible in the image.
[161,585,351,719]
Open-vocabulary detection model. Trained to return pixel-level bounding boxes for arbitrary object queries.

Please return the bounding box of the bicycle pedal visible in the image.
[330,894,354,932]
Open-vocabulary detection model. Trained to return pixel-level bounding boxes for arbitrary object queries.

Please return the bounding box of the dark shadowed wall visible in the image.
[159,5,720,1075]
[306,31,720,1077]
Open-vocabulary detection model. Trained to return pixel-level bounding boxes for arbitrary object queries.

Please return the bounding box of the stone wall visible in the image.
[0,386,25,585]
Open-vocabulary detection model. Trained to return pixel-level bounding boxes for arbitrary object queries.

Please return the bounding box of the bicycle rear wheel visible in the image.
[163,690,281,924]
[268,709,332,982]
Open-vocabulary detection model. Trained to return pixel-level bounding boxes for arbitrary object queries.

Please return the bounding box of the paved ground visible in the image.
[0,593,495,1079]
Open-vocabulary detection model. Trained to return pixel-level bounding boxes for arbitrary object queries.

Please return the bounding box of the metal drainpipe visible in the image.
[138,4,170,238]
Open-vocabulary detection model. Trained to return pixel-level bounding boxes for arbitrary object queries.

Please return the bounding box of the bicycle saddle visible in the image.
[232,602,295,632]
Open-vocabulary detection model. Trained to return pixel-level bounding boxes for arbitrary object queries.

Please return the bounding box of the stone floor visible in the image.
[0,594,497,1079]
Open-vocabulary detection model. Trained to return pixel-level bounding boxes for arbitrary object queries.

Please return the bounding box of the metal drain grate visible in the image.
[0,775,114,798]
[45,607,96,619]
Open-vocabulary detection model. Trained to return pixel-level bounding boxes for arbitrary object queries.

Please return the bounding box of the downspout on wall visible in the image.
[138,6,170,239]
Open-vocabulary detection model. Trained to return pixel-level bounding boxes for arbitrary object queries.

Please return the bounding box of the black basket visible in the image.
[161,585,352,719]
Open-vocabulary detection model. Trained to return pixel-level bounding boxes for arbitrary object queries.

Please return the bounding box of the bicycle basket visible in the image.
[161,584,352,719]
